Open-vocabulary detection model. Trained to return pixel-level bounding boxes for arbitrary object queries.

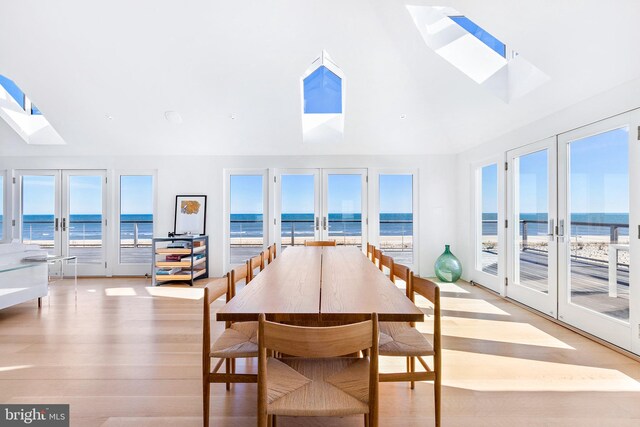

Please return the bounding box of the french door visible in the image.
[557,112,637,350]
[16,170,107,276]
[506,137,558,317]
[507,111,640,353]
[275,168,367,251]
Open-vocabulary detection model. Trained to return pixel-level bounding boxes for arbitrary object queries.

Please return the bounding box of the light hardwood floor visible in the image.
[1,278,639,426]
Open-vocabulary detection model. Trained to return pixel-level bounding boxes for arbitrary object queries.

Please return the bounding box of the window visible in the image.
[303,66,342,114]
[300,50,345,143]
[0,75,25,109]
[407,6,549,102]
[119,176,153,264]
[449,16,506,57]
[230,175,264,267]
[478,164,498,275]
[379,174,414,265]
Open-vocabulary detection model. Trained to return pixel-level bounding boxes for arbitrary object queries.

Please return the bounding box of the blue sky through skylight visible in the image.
[303,66,342,114]
[449,16,506,58]
[0,75,26,109]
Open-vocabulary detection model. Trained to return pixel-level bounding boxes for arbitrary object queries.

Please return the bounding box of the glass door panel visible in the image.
[478,164,498,276]
[379,174,414,266]
[63,171,106,275]
[229,174,264,267]
[119,175,154,265]
[322,170,367,248]
[19,172,60,256]
[280,172,320,248]
[506,138,557,316]
[558,117,634,350]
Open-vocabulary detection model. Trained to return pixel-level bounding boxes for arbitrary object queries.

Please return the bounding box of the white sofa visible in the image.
[0,243,48,310]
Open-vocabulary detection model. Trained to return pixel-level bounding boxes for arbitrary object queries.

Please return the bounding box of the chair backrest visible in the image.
[258,313,379,423]
[373,248,382,268]
[366,243,375,262]
[248,253,263,281]
[228,261,249,299]
[304,240,337,247]
[379,253,394,276]
[391,263,411,293]
[261,250,270,268]
[410,273,441,354]
[202,277,230,373]
[269,243,277,260]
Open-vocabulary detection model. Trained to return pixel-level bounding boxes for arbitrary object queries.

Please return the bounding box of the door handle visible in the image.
[556,219,565,237]
[323,217,327,231]
[315,217,319,231]
[547,219,555,236]
[55,218,59,231]
[62,218,67,232]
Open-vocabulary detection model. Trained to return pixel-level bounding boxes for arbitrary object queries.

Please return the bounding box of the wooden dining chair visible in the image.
[269,243,277,261]
[205,262,258,406]
[248,253,263,281]
[367,243,376,262]
[304,240,337,247]
[373,248,382,268]
[378,273,441,427]
[203,275,258,427]
[378,253,394,277]
[261,249,270,269]
[258,313,379,427]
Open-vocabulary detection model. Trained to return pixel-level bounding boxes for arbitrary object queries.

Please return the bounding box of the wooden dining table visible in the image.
[216,246,424,324]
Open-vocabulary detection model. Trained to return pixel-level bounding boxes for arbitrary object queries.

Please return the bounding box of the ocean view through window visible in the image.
[119,175,153,264]
[480,164,498,275]
[230,175,264,267]
[379,174,413,265]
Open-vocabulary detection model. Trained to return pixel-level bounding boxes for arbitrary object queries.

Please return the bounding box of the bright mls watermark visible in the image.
[0,405,69,426]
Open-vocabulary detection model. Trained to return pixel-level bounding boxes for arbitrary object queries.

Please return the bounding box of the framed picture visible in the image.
[174,195,207,235]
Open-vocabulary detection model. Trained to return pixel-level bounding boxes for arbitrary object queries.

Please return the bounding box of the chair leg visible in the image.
[410,357,416,390]
[272,414,277,427]
[435,372,441,427]
[203,381,210,427]
[225,359,231,391]
[364,413,369,427]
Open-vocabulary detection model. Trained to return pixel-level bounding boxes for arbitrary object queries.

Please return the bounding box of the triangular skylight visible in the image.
[300,51,345,144]
[407,6,549,102]
[0,75,65,145]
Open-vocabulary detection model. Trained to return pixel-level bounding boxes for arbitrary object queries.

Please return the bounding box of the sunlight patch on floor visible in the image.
[0,365,32,373]
[444,349,640,392]
[445,317,574,349]
[145,286,203,300]
[440,296,510,316]
[105,287,137,296]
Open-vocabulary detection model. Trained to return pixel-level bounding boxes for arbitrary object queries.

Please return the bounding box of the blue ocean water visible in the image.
[231,213,413,237]
[482,213,629,236]
[19,214,153,241]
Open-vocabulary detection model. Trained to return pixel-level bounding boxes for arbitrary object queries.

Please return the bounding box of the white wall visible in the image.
[456,76,640,288]
[0,154,457,278]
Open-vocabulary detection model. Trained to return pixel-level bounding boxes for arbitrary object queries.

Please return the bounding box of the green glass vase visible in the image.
[434,245,462,283]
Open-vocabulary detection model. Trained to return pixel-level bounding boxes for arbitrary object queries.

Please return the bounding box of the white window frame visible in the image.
[371,168,419,273]
[0,170,7,243]
[224,169,269,272]
[471,155,505,294]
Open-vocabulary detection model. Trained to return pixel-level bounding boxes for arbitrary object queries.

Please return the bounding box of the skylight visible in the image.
[0,74,65,145]
[449,16,506,58]
[303,66,342,114]
[300,50,345,144]
[407,6,549,102]
[0,75,25,109]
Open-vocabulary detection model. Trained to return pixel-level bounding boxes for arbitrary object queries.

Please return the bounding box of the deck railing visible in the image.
[481,219,630,266]
[230,218,413,248]
[21,219,153,248]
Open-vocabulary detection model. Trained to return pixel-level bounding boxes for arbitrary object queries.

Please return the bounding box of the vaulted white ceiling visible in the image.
[1,0,639,156]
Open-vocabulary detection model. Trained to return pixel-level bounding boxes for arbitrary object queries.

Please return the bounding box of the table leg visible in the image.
[608,247,618,298]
